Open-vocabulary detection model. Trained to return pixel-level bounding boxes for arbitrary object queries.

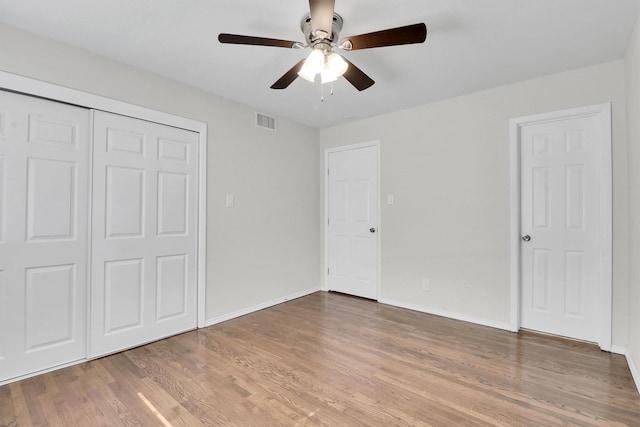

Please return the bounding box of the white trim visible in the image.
[0,358,88,387]
[204,287,320,327]
[86,110,96,357]
[509,118,522,333]
[379,298,513,332]
[197,124,208,328]
[627,350,640,394]
[598,104,613,351]
[323,141,381,299]
[0,71,205,131]
[0,70,208,331]
[509,103,613,350]
[610,345,627,355]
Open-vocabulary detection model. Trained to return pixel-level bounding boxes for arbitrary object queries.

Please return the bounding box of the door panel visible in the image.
[565,165,585,231]
[0,90,89,382]
[28,114,79,147]
[25,265,76,351]
[157,172,188,236]
[105,166,145,238]
[532,167,550,229]
[564,251,584,316]
[327,145,378,300]
[520,115,600,342]
[27,159,77,240]
[159,138,190,162]
[157,254,188,321]
[104,258,144,334]
[91,111,198,358]
[106,128,145,155]
[532,249,550,311]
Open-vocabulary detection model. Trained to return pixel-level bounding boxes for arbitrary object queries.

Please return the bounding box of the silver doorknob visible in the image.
[522,235,531,242]
[370,227,376,233]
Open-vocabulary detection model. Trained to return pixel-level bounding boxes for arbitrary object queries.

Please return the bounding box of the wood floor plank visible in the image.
[1,292,638,426]
[7,382,33,427]
[0,382,17,426]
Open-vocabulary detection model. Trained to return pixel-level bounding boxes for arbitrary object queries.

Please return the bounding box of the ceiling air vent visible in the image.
[255,112,277,131]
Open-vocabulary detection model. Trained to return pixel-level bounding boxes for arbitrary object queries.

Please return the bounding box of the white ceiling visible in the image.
[0,0,639,128]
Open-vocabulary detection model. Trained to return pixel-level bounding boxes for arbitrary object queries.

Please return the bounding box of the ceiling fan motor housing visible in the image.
[301,13,344,47]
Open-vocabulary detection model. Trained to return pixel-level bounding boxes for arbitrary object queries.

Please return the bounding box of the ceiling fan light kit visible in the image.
[298,49,325,82]
[218,0,427,91]
[298,48,349,83]
[322,52,349,83]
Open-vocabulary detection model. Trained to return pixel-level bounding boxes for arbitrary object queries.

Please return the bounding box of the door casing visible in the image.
[509,103,612,351]
[324,141,381,299]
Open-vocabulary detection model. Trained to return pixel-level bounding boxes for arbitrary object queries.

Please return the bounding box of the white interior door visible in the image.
[327,144,378,300]
[520,114,602,343]
[0,91,89,382]
[90,111,198,358]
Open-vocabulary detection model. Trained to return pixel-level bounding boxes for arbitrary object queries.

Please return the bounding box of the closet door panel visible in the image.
[91,111,198,358]
[105,165,145,238]
[0,91,89,383]
[24,264,77,351]
[26,158,77,240]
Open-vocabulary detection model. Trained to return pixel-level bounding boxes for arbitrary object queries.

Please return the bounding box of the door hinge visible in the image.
[327,168,330,175]
[327,268,330,275]
[327,217,330,225]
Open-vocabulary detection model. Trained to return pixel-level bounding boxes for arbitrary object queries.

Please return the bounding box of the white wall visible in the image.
[625,12,640,387]
[0,23,321,323]
[320,61,629,344]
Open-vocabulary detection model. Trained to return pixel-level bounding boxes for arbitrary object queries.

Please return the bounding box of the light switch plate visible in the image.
[226,194,235,208]
[387,194,395,205]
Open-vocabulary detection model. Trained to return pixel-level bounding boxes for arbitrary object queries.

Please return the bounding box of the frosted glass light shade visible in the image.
[298,61,317,82]
[298,49,325,82]
[321,53,348,84]
[298,50,349,84]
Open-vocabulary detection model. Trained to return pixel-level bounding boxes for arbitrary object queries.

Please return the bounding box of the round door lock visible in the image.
[522,235,531,242]
[369,227,376,233]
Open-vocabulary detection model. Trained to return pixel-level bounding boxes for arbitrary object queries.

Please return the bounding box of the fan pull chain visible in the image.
[319,82,336,103]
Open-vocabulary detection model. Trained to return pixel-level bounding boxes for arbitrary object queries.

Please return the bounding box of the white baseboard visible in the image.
[378,298,513,332]
[204,286,320,327]
[610,344,627,355]
[627,349,640,394]
[0,358,87,387]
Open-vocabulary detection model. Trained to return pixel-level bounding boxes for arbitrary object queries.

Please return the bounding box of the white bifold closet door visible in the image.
[0,91,90,382]
[90,111,198,358]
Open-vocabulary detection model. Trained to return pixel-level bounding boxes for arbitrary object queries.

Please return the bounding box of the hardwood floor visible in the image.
[1,292,639,426]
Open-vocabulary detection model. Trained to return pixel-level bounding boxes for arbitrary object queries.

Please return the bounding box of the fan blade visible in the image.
[270,59,306,89]
[309,0,335,38]
[218,33,300,49]
[342,59,375,91]
[339,23,427,51]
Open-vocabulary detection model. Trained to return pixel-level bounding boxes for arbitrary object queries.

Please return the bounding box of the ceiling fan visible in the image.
[218,0,427,91]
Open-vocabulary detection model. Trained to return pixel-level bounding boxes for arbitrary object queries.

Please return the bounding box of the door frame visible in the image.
[324,141,381,300]
[509,103,612,350]
[0,70,208,329]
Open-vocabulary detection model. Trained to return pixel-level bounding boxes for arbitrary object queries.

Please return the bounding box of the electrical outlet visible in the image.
[422,279,430,291]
